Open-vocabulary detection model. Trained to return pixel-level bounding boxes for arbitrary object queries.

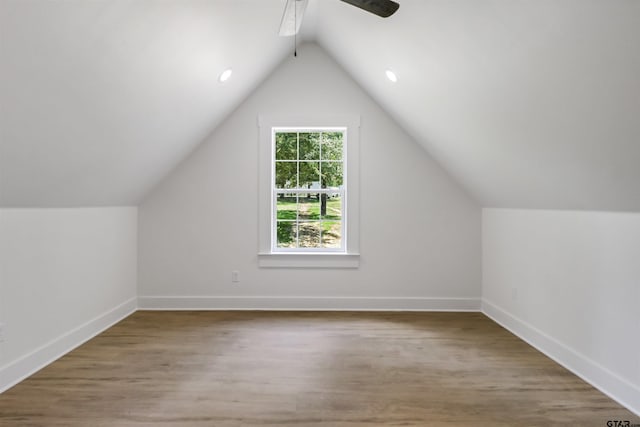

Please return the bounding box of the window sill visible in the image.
[258,252,360,268]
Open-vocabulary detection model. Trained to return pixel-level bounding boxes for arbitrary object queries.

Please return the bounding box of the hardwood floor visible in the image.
[0,311,637,426]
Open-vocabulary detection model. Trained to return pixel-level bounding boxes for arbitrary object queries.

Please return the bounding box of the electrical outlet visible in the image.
[231,270,240,283]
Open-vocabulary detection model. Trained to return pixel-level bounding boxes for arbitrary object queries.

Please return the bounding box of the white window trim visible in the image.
[258,114,360,268]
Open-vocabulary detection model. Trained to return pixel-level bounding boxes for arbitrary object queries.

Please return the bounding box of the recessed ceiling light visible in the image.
[218,68,233,83]
[385,69,398,83]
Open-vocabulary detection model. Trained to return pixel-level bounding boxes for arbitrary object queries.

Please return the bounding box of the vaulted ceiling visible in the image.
[2,0,640,210]
[0,0,292,206]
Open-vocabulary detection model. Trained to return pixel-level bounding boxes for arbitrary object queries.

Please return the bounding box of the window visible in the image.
[258,115,360,268]
[273,129,345,252]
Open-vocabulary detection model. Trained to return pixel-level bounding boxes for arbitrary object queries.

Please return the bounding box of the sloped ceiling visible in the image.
[315,0,640,211]
[0,0,293,206]
[2,0,640,211]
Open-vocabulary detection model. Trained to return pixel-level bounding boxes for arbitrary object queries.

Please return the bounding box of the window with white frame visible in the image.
[272,129,345,251]
[258,115,360,268]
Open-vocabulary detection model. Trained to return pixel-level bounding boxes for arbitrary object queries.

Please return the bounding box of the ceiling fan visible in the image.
[279,0,400,36]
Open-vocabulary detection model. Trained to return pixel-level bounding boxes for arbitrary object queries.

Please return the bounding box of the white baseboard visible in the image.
[482,299,640,417]
[138,296,481,311]
[0,297,137,394]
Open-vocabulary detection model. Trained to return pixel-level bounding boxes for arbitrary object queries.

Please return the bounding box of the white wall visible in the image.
[0,207,137,391]
[482,208,640,415]
[138,43,481,310]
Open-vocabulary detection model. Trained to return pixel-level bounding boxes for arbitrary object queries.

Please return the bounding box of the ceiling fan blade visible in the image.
[279,0,309,36]
[339,0,399,18]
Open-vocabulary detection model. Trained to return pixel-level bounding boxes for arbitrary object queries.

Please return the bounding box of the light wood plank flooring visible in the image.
[0,311,637,426]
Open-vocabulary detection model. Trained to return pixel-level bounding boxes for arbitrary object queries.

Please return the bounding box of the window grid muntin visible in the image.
[272,128,346,252]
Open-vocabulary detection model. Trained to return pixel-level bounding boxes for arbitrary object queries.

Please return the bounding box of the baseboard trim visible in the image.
[0,297,137,394]
[138,296,481,311]
[482,299,640,417]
